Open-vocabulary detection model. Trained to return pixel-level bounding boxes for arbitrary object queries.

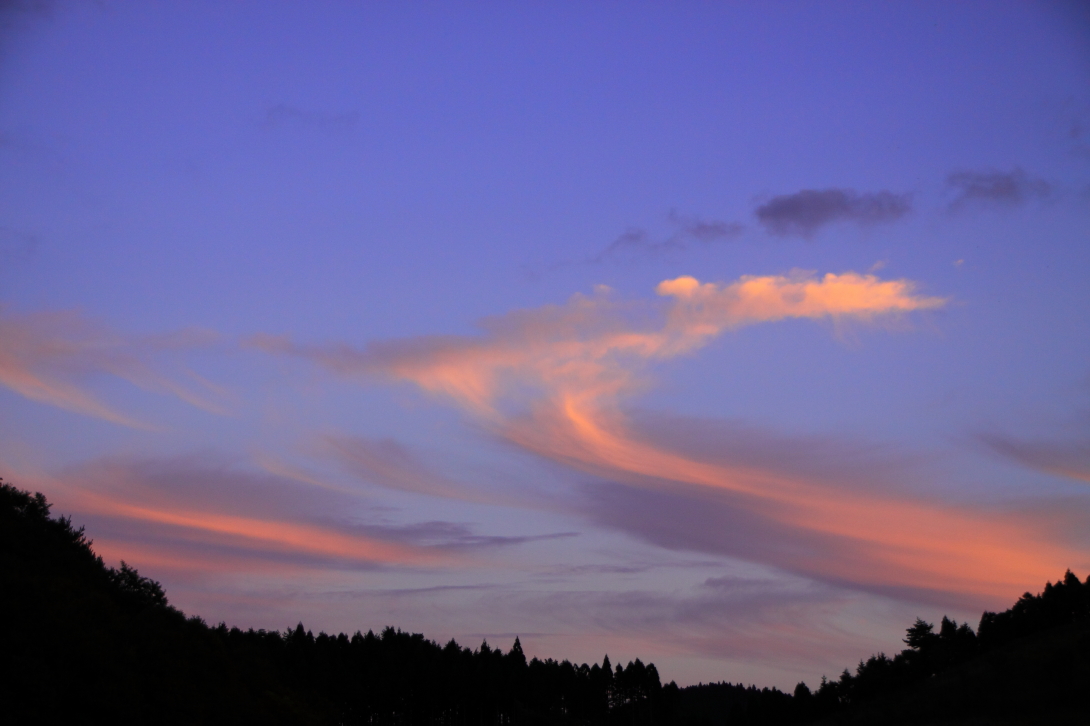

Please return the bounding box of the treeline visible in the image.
[3,480,1088,724]
[630,567,1090,724]
[0,481,674,724]
[812,567,1088,703]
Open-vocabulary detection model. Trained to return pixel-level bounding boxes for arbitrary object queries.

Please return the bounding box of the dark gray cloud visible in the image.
[681,218,745,242]
[755,188,912,237]
[594,228,678,261]
[262,103,360,132]
[592,212,743,262]
[666,210,746,244]
[945,168,1051,211]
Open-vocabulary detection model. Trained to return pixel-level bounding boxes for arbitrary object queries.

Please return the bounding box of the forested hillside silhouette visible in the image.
[2,480,1087,724]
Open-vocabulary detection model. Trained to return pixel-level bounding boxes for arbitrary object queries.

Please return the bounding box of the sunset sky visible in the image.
[2,1,1089,689]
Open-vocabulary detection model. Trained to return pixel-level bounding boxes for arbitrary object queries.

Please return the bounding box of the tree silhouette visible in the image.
[3,478,1089,725]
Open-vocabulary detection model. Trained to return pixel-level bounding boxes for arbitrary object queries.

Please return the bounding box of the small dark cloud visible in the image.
[944,168,1051,212]
[592,212,743,263]
[668,210,745,243]
[594,228,675,261]
[262,104,360,132]
[682,219,744,242]
[755,188,912,237]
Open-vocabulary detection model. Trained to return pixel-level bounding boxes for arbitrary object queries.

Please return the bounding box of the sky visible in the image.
[1,0,1089,690]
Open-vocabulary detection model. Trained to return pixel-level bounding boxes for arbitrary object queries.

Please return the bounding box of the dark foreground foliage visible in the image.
[2,480,1088,725]
[0,481,675,724]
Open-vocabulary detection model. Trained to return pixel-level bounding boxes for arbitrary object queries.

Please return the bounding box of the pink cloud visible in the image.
[252,271,942,415]
[255,271,1088,603]
[0,307,231,426]
[10,456,460,577]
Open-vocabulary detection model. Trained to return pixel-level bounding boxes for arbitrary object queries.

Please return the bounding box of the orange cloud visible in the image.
[256,271,940,417]
[70,488,440,567]
[260,270,1089,603]
[352,271,943,418]
[657,271,944,339]
[15,458,452,573]
[504,402,1071,602]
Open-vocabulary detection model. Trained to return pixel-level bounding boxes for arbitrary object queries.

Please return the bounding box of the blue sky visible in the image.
[1,1,1088,688]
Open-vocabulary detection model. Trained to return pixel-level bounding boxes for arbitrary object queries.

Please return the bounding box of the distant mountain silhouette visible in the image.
[2,479,1087,724]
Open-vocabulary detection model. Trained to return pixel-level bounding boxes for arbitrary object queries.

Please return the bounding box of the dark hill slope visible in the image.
[0,481,675,725]
[0,482,322,724]
[676,577,1090,726]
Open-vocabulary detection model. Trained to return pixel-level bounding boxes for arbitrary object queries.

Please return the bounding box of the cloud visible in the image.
[41,457,439,570]
[284,565,893,688]
[591,212,744,263]
[322,435,480,501]
[595,228,680,261]
[0,307,231,426]
[578,473,1081,611]
[388,521,577,551]
[397,567,912,688]
[944,168,1051,211]
[677,217,745,243]
[755,189,912,237]
[322,435,549,508]
[16,454,556,578]
[627,412,922,492]
[980,433,1090,484]
[239,271,1090,608]
[252,271,943,417]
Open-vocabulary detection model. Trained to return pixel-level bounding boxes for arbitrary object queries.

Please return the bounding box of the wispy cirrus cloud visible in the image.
[241,270,1090,606]
[0,307,231,427]
[11,454,566,579]
[322,435,483,501]
[944,167,1051,212]
[319,434,551,510]
[980,433,1090,484]
[755,188,912,237]
[252,270,943,416]
[514,573,892,677]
